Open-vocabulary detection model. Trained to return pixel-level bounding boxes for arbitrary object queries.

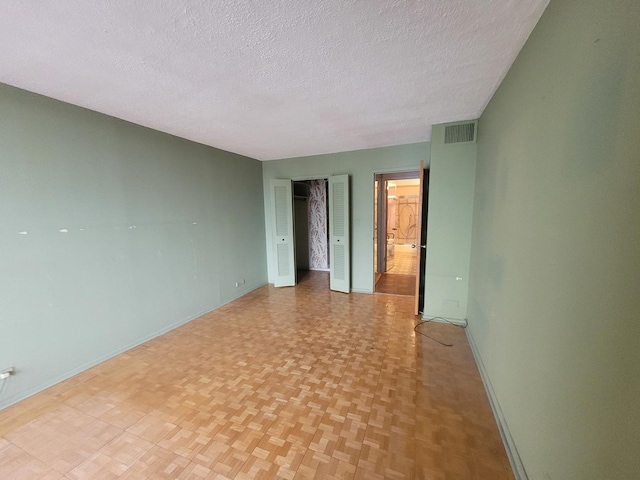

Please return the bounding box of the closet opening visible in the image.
[293,179,329,283]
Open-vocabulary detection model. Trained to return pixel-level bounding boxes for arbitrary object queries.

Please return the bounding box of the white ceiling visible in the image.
[0,0,548,161]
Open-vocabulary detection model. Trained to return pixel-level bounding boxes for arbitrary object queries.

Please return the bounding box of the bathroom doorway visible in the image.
[374,166,428,310]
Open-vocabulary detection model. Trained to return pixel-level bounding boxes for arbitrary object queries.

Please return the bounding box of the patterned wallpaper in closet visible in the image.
[308,180,328,269]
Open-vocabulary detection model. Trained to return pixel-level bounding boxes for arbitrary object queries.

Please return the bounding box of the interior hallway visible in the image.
[0,272,512,479]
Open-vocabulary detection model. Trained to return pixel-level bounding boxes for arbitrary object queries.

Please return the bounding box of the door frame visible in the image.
[290,174,331,277]
[271,174,351,293]
[372,169,426,300]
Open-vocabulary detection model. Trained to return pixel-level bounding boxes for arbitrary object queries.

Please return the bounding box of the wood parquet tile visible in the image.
[375,274,416,296]
[0,271,513,479]
[386,247,417,276]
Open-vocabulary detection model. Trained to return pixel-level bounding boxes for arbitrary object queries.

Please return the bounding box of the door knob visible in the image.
[411,244,426,249]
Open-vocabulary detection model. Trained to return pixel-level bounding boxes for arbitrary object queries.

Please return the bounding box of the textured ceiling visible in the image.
[0,0,548,161]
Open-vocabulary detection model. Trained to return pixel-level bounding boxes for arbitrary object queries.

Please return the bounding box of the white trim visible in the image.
[466,328,529,480]
[290,174,331,182]
[421,313,466,326]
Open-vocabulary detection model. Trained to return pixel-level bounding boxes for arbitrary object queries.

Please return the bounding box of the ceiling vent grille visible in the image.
[444,121,477,145]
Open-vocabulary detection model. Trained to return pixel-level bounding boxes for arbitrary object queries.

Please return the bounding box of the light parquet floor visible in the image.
[386,247,417,276]
[374,274,415,297]
[0,272,513,479]
[376,246,417,296]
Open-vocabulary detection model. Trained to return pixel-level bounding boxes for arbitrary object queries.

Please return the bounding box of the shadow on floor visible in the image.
[375,273,415,296]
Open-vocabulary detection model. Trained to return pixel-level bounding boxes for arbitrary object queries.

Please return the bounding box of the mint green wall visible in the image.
[468,0,640,478]
[262,143,429,292]
[423,124,476,321]
[0,83,267,410]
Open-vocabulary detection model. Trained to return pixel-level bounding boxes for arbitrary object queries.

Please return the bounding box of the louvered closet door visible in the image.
[270,179,296,287]
[329,174,350,293]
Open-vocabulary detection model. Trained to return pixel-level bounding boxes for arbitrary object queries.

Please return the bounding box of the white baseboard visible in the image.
[421,313,467,326]
[465,329,529,480]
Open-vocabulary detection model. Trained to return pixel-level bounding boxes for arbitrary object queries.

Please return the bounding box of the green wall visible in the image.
[424,123,477,321]
[262,143,429,292]
[468,0,640,478]
[0,83,267,410]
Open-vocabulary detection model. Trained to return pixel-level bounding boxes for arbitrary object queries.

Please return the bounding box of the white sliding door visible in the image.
[270,179,296,287]
[329,174,350,293]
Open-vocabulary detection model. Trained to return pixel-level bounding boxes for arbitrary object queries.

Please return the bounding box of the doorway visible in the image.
[270,175,350,293]
[374,166,428,312]
[293,180,329,283]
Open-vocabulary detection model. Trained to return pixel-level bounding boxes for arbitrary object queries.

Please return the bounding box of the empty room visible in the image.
[1,1,638,479]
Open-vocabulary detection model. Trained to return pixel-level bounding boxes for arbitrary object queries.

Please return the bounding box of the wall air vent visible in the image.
[444,121,477,145]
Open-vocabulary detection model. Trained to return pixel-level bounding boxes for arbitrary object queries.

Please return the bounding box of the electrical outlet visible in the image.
[235,279,246,287]
[0,367,15,380]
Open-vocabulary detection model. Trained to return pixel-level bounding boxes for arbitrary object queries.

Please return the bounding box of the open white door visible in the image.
[270,179,296,287]
[329,174,350,293]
